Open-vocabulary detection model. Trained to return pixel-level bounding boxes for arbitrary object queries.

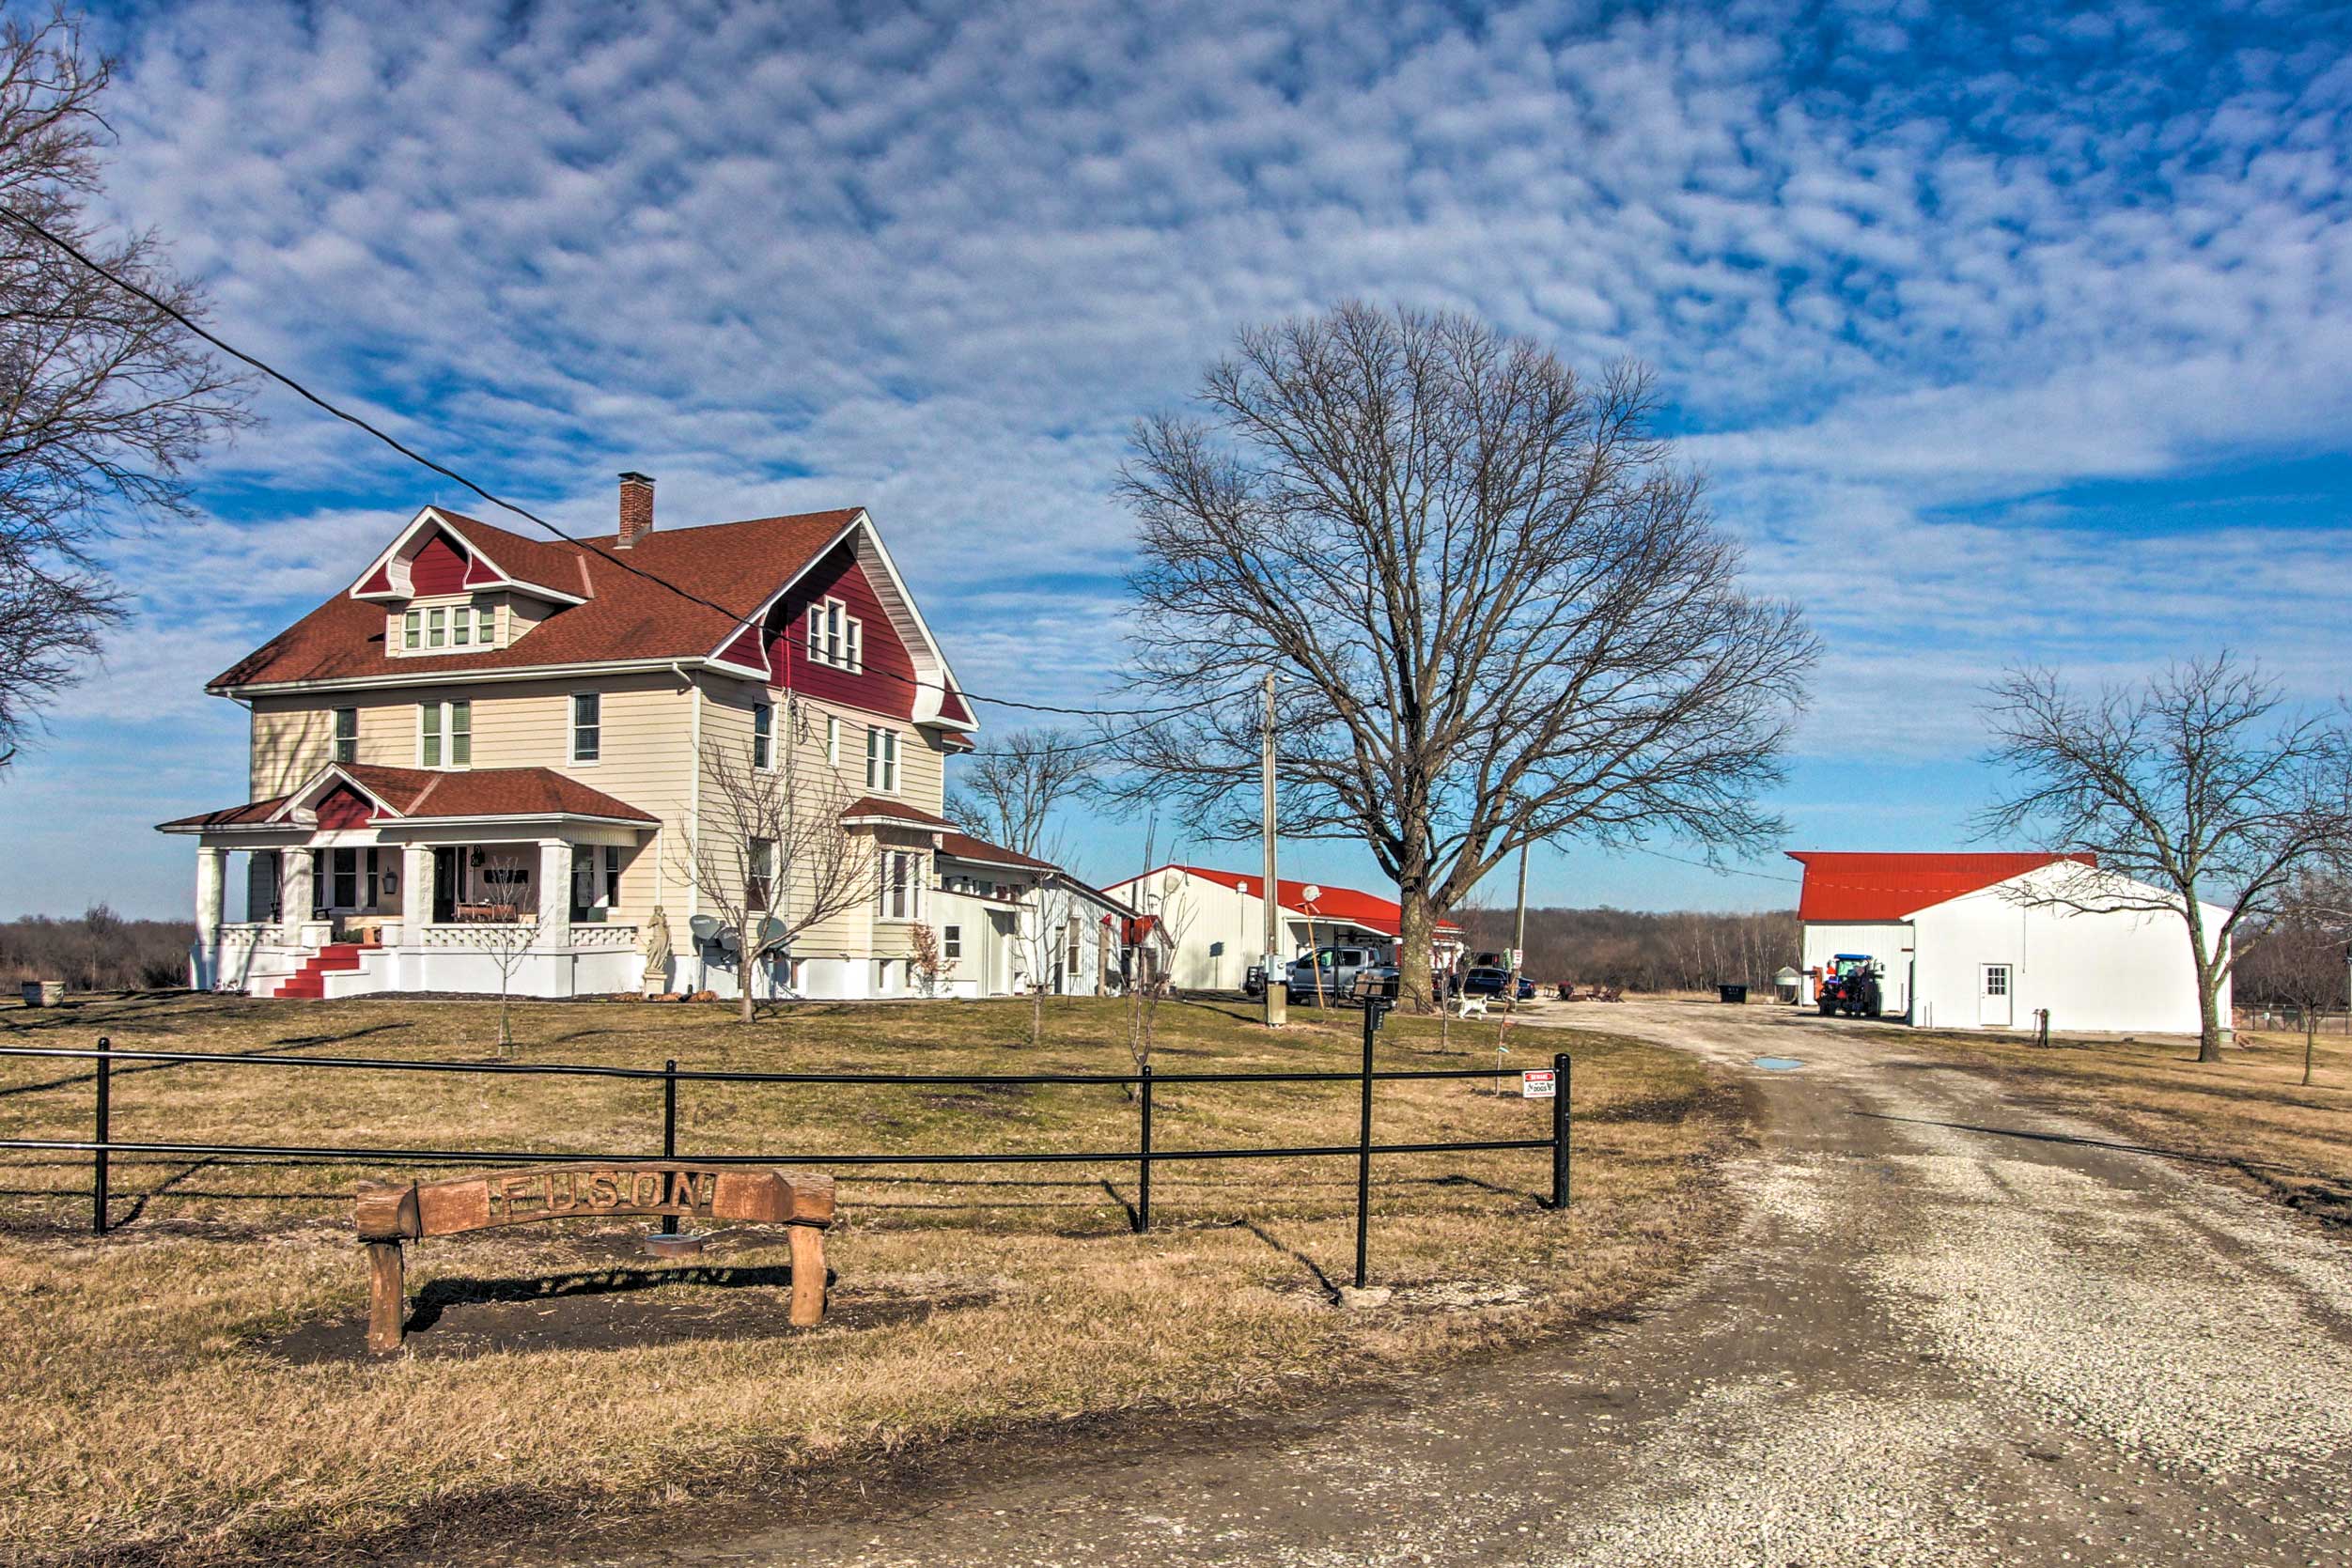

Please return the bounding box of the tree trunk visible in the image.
[2196,960,2224,1063]
[1396,888,1438,1015]
[497,985,512,1058]
[2305,1015,2316,1087]
[739,976,755,1025]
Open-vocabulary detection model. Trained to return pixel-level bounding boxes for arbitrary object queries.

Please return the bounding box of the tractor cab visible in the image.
[1816,954,1885,1017]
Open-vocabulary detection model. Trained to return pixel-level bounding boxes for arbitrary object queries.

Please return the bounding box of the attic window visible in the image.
[805,598,863,673]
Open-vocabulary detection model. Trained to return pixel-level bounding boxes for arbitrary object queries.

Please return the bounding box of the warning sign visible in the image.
[1520,1068,1556,1099]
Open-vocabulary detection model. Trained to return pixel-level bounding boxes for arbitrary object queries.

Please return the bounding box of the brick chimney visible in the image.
[616,472,655,549]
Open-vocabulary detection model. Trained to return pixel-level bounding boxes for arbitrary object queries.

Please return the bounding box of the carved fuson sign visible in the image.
[354,1162,836,1353]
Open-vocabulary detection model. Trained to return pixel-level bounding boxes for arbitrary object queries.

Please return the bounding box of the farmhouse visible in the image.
[1098,864,1465,991]
[1789,851,2228,1033]
[156,476,1142,1003]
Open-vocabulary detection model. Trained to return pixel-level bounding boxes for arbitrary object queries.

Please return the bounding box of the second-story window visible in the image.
[753,703,773,770]
[417,699,470,768]
[865,725,898,793]
[476,605,496,646]
[332,706,358,765]
[403,611,421,650]
[428,607,447,648]
[826,715,840,766]
[571,692,600,762]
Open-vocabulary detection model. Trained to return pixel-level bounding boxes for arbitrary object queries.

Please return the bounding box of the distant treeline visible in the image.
[1457,905,1799,992]
[0,907,193,992]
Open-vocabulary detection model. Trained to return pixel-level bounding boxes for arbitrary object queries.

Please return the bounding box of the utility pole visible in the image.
[1262,671,1285,1027]
[1506,839,1530,1015]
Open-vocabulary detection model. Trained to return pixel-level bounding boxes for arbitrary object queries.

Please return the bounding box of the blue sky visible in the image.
[3,0,2349,920]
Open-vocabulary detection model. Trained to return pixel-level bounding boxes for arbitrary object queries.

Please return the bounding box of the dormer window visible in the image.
[805,597,863,673]
[391,598,501,657]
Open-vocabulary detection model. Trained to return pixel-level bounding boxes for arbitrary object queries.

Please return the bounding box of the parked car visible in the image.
[1460,965,1536,1001]
[1285,944,1386,1005]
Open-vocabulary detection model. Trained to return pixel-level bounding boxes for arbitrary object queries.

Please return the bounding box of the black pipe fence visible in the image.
[0,1001,1571,1290]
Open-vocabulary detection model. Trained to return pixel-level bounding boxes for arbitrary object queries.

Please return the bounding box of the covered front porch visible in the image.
[161,763,659,1000]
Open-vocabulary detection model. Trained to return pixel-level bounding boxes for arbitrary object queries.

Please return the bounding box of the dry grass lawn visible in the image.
[0,992,1742,1566]
[1869,1017,2352,1224]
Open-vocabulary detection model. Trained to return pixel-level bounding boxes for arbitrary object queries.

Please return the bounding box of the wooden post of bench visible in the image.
[787,1220,826,1327]
[366,1241,405,1353]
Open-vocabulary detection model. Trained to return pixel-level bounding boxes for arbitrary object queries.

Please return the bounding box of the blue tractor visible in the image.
[1816,954,1884,1017]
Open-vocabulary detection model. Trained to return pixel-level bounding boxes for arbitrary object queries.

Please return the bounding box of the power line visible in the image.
[1621,845,1801,884]
[0,204,1220,725]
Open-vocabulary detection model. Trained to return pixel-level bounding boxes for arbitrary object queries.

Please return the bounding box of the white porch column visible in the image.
[283,849,314,933]
[193,845,227,987]
[400,844,433,938]
[536,840,570,949]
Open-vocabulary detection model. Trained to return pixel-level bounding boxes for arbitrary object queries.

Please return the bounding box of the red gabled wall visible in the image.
[409,532,471,596]
[766,546,917,720]
[315,784,376,830]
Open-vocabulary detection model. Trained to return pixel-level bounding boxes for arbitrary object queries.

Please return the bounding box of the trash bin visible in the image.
[1717,984,1749,1004]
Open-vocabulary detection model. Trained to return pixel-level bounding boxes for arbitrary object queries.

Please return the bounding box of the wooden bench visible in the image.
[353,1161,835,1353]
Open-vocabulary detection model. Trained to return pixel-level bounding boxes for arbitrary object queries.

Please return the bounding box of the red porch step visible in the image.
[273,942,374,1000]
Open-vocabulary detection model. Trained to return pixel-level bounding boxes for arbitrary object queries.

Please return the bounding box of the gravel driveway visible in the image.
[528,1001,2352,1568]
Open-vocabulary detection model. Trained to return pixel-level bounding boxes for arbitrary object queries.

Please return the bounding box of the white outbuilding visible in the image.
[1788,851,2228,1034]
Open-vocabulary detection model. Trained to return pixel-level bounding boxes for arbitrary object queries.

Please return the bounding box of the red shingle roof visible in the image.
[1787,851,2093,922]
[838,797,956,831]
[210,508,862,691]
[938,831,1056,871]
[157,764,656,831]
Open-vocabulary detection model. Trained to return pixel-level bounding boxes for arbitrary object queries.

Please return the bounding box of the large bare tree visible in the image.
[1107,303,1816,1010]
[945,727,1093,859]
[0,14,250,768]
[675,718,880,1022]
[1977,655,2352,1063]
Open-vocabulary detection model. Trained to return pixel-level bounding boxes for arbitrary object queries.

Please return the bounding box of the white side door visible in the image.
[1979,963,2014,1028]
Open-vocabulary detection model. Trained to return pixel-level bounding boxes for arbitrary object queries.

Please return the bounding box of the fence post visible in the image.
[92,1036,111,1236]
[1550,1051,1570,1210]
[1137,1064,1153,1234]
[1354,1000,1378,1290]
[661,1057,678,1236]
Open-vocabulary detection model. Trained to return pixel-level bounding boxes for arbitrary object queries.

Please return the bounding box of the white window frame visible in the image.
[332,706,358,766]
[570,691,601,764]
[415,699,471,769]
[402,610,421,650]
[805,596,864,672]
[826,715,840,767]
[942,924,961,961]
[476,604,497,647]
[876,848,922,922]
[390,596,487,658]
[865,725,898,793]
[753,702,773,771]
[748,836,776,914]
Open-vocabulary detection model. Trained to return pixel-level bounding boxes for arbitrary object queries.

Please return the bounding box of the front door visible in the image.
[431,847,459,924]
[1980,964,2013,1028]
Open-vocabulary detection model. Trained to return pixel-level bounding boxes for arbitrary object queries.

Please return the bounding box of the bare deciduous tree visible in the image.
[2252,873,2351,1087]
[461,856,535,1058]
[1121,865,1196,1095]
[1977,655,2352,1063]
[0,14,251,768]
[909,922,945,998]
[1106,303,1815,1011]
[676,720,881,1023]
[945,728,1093,858]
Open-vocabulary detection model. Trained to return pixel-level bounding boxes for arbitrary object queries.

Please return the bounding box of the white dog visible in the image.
[1456,995,1489,1019]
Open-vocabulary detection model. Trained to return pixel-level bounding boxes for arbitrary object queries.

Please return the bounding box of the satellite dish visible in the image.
[1301,884,1322,904]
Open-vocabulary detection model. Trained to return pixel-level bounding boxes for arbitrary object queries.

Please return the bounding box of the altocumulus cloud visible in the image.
[3,0,2348,916]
